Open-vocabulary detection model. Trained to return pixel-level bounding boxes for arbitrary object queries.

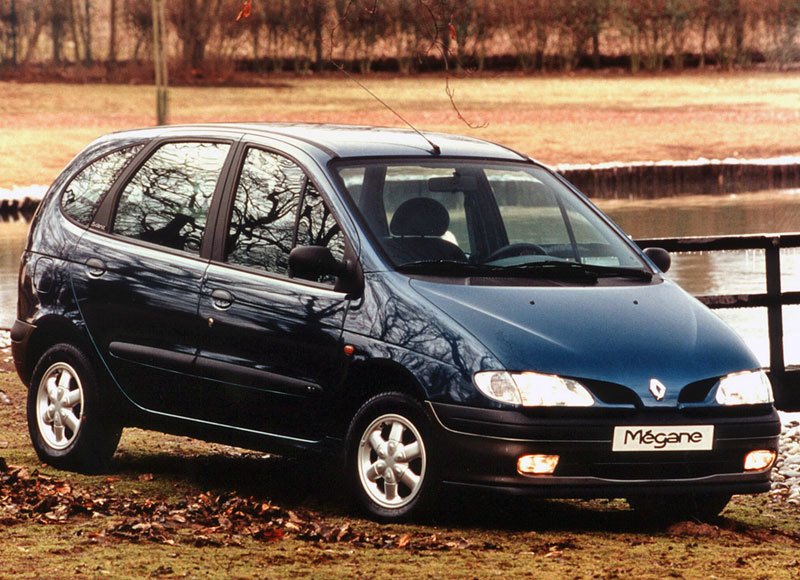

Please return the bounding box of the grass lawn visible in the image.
[1,361,799,578]
[2,71,800,189]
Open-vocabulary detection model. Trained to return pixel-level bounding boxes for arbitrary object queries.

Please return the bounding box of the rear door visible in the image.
[71,139,235,416]
[194,145,352,439]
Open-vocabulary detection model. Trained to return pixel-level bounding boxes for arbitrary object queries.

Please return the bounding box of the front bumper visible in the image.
[427,401,781,497]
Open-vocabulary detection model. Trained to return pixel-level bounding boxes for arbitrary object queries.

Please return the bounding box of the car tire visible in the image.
[27,343,122,473]
[345,392,438,521]
[627,493,732,522]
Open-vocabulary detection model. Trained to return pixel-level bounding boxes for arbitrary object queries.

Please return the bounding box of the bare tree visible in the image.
[1,0,20,65]
[553,0,606,71]
[504,1,555,71]
[758,0,800,69]
[125,0,152,63]
[666,0,694,71]
[169,0,224,70]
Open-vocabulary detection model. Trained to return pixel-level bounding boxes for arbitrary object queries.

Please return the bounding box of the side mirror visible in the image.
[289,246,346,281]
[643,247,671,273]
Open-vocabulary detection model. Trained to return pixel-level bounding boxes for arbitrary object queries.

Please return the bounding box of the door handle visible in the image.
[85,257,106,278]
[210,288,234,310]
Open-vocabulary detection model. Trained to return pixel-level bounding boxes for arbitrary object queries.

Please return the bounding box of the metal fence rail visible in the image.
[636,232,800,411]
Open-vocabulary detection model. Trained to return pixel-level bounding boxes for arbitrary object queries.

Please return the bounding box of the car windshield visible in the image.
[335,160,650,279]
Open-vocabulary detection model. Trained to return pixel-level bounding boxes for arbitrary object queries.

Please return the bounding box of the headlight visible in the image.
[714,370,773,405]
[474,371,594,407]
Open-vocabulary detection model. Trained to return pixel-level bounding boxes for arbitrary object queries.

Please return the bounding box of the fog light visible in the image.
[517,454,559,476]
[744,449,777,472]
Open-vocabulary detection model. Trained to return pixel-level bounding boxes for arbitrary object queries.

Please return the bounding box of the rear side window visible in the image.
[61,145,143,226]
[113,142,230,254]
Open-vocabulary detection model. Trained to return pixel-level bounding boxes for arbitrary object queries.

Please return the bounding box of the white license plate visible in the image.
[612,425,714,452]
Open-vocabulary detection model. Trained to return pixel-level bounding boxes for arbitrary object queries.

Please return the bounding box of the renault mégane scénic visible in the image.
[11,124,780,521]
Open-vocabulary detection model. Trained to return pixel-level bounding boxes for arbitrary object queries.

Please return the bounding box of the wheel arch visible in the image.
[331,358,429,439]
[21,316,94,386]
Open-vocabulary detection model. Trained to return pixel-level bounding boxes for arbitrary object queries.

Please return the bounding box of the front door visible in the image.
[194,146,351,439]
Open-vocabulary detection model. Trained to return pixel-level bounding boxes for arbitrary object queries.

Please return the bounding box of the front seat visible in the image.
[382,197,467,264]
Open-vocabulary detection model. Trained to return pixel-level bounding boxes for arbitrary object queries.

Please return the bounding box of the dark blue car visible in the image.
[12,124,780,521]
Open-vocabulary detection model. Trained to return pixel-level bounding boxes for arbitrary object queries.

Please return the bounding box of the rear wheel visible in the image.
[345,392,437,521]
[627,493,731,522]
[27,343,122,473]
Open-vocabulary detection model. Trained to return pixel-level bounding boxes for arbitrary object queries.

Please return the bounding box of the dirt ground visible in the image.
[1,340,799,578]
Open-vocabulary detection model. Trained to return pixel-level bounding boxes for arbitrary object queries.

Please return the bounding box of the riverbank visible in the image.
[560,156,800,199]
[0,185,43,213]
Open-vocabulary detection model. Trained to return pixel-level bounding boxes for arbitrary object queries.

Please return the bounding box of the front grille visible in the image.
[679,377,719,403]
[556,451,743,480]
[582,379,641,406]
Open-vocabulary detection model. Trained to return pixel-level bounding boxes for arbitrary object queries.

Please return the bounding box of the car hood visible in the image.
[409,278,760,407]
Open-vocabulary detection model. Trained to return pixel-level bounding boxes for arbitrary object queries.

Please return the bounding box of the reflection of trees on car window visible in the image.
[62,145,143,226]
[297,182,346,285]
[227,149,344,284]
[297,183,344,260]
[227,149,305,276]
[114,142,229,254]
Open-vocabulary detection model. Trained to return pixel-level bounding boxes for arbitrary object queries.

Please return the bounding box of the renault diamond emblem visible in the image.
[649,379,667,401]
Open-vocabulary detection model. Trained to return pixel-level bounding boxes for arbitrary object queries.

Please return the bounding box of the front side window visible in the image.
[62,145,143,226]
[113,142,230,254]
[226,149,305,276]
[225,148,345,284]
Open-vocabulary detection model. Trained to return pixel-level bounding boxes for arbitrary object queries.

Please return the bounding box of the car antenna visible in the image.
[330,62,441,156]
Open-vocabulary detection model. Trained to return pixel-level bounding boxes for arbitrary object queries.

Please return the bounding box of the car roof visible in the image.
[102,123,529,163]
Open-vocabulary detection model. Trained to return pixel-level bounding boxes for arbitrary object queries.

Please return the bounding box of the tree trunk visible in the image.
[671,28,684,72]
[108,0,117,65]
[734,3,746,65]
[68,0,82,63]
[51,6,67,64]
[23,9,45,64]
[312,0,325,73]
[84,0,93,65]
[700,15,710,68]
[191,40,205,70]
[10,0,18,65]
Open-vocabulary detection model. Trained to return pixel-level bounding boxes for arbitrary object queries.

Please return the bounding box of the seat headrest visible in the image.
[390,197,450,237]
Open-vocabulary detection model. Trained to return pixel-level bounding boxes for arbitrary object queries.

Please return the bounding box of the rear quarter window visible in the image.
[61,145,143,226]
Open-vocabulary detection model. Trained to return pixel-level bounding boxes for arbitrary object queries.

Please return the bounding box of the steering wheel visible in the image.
[485,242,548,262]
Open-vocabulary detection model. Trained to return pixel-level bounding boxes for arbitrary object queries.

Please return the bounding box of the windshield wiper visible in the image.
[508,261,653,281]
[396,260,504,276]
[397,260,598,282]
[575,263,654,281]
[397,259,653,282]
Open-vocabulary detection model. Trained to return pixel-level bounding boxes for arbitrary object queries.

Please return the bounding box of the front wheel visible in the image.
[27,343,122,473]
[345,392,438,521]
[627,493,732,522]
